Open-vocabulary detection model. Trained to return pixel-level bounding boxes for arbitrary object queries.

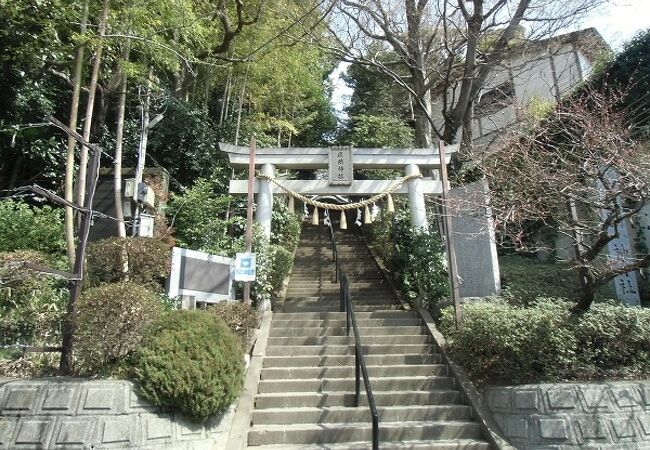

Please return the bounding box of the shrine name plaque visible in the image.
[329,147,353,185]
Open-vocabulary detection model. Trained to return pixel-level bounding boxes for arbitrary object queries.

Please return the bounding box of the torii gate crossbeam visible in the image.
[219,143,459,237]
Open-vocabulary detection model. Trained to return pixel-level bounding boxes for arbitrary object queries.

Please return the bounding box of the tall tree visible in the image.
[484,88,650,311]
[310,0,602,147]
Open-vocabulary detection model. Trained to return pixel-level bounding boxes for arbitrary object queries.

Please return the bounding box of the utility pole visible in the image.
[243,136,256,305]
[439,142,462,326]
[132,68,163,236]
[46,116,102,373]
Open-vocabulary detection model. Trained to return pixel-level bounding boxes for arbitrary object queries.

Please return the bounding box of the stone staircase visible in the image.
[247,225,492,449]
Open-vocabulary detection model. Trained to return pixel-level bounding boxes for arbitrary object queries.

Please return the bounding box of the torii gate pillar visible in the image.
[256,163,275,239]
[405,164,428,230]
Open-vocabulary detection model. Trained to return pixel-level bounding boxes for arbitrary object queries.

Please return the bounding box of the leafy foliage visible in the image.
[209,301,259,352]
[366,207,448,307]
[342,114,414,148]
[74,282,164,375]
[268,245,293,294]
[133,310,244,421]
[441,299,650,384]
[0,250,67,350]
[167,179,246,257]
[0,200,65,257]
[499,255,615,306]
[146,100,227,187]
[271,201,301,250]
[86,237,171,291]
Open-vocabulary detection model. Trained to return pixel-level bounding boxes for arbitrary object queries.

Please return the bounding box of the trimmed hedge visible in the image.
[74,282,163,375]
[86,237,171,290]
[441,299,650,384]
[132,310,244,421]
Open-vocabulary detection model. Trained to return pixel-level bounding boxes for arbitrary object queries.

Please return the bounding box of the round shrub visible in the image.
[133,310,244,421]
[74,282,163,375]
[86,237,171,290]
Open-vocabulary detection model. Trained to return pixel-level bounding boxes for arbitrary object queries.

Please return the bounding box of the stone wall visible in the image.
[0,378,234,449]
[486,382,650,449]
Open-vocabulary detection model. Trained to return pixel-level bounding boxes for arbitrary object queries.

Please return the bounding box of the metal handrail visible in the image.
[325,221,379,450]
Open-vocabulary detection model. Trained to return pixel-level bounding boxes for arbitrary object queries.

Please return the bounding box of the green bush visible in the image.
[268,245,293,293]
[133,310,244,421]
[0,200,65,257]
[74,282,164,375]
[0,250,67,349]
[86,237,171,290]
[210,301,259,352]
[166,179,246,256]
[271,202,301,251]
[441,299,650,384]
[367,208,448,307]
[572,302,650,377]
[499,255,615,305]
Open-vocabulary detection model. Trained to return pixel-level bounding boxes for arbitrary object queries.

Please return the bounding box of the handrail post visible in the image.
[355,346,361,407]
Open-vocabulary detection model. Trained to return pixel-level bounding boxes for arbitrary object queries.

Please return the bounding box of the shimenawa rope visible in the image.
[256,173,422,211]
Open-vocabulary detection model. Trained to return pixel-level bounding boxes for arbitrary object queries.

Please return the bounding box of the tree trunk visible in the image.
[234,64,250,146]
[411,69,433,148]
[405,0,433,148]
[114,42,130,238]
[573,269,596,313]
[77,0,110,207]
[64,0,89,268]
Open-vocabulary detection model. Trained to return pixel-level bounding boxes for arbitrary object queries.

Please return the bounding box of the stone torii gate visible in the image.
[219,143,456,237]
[219,142,500,301]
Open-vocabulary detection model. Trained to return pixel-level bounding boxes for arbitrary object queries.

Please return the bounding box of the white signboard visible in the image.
[234,252,256,282]
[329,147,353,185]
[167,247,234,303]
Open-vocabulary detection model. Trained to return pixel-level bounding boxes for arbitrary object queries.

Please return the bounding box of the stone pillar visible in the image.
[255,164,274,240]
[405,164,428,230]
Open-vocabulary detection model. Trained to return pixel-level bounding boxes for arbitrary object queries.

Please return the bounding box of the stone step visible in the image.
[257,376,455,394]
[276,303,401,313]
[266,335,433,347]
[265,344,435,357]
[270,318,422,329]
[247,421,484,446]
[272,311,414,320]
[288,275,384,282]
[249,439,491,449]
[254,390,463,409]
[260,364,448,380]
[262,353,441,368]
[287,281,387,289]
[280,296,398,304]
[268,326,427,337]
[285,290,393,297]
[251,404,473,425]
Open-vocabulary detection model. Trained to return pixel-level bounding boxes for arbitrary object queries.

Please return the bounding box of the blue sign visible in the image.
[234,252,256,281]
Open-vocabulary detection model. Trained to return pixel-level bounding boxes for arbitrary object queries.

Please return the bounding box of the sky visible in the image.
[576,0,650,50]
[329,1,650,115]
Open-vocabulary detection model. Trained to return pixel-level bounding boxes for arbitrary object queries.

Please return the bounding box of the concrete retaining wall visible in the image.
[486,381,650,449]
[0,378,235,449]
